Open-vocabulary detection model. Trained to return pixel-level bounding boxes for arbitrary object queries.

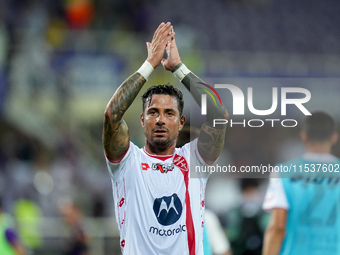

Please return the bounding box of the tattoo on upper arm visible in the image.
[103,118,129,157]
[198,123,226,161]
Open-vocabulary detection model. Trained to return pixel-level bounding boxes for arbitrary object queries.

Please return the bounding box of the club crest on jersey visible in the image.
[173,154,189,171]
[152,163,174,173]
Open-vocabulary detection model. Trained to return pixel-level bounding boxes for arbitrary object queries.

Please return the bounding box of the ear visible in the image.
[179,116,186,131]
[141,113,145,127]
[300,131,308,144]
[331,132,338,146]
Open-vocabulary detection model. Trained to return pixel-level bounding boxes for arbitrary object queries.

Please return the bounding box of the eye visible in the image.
[148,110,157,116]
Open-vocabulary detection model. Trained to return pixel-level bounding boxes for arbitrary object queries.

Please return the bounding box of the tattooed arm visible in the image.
[181,72,228,164]
[103,73,146,161]
[162,34,228,164]
[103,22,174,161]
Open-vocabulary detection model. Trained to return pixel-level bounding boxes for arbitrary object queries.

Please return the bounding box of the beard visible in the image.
[150,136,172,148]
[144,124,179,152]
[145,129,178,151]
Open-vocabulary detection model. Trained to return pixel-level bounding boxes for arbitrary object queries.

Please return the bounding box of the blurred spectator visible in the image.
[0,196,26,255]
[60,202,90,255]
[14,199,43,254]
[262,112,340,255]
[222,179,269,255]
[65,0,94,29]
[205,209,232,255]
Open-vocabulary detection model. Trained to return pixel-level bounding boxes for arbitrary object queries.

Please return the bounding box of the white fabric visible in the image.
[262,173,289,212]
[137,60,154,80]
[173,63,191,81]
[106,138,208,255]
[205,209,231,254]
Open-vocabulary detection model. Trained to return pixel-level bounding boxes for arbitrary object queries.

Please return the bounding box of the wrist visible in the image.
[137,61,154,80]
[172,63,191,81]
[146,58,158,69]
[171,62,183,73]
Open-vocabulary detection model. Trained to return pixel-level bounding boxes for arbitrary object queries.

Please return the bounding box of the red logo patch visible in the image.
[119,198,125,207]
[121,239,125,248]
[141,163,150,171]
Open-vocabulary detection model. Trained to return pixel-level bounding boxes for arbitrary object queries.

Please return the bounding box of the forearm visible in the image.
[103,71,147,160]
[173,63,228,163]
[176,65,228,123]
[104,72,146,122]
[262,226,285,255]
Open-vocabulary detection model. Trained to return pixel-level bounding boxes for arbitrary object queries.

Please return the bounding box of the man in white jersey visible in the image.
[262,112,340,255]
[103,22,228,254]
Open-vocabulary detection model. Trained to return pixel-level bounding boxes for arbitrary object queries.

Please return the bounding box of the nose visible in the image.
[156,113,165,126]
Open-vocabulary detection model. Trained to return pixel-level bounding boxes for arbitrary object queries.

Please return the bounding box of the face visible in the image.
[141,94,185,151]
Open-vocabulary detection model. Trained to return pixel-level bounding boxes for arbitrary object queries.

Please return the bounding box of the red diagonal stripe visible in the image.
[174,155,195,255]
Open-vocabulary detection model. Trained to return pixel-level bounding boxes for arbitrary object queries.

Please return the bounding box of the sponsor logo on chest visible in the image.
[141,162,175,173]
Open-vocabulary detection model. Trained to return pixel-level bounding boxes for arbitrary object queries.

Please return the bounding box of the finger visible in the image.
[146,42,151,51]
[158,28,174,45]
[170,28,175,41]
[151,22,166,43]
[154,23,172,42]
[153,22,168,38]
[165,42,171,56]
[164,31,175,46]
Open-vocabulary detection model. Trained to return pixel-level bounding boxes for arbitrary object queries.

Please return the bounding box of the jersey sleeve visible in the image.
[105,141,138,180]
[262,175,289,212]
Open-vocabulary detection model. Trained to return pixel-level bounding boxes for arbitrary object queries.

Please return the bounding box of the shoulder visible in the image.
[106,141,143,178]
[106,141,141,164]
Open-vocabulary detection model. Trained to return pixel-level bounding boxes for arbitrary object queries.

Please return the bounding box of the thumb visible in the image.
[146,42,151,51]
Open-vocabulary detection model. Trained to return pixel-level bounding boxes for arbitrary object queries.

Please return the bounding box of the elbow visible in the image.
[104,104,112,118]
[104,108,110,120]
[266,223,286,240]
[104,107,120,124]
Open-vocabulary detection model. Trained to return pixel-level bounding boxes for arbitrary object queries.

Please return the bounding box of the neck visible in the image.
[144,142,176,156]
[305,142,332,154]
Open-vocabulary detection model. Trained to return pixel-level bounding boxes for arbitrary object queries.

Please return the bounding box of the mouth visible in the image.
[153,128,168,136]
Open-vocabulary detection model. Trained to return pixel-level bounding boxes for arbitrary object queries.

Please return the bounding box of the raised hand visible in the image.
[161,29,182,71]
[146,22,175,68]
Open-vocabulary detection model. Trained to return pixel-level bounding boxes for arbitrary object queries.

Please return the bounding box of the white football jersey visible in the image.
[106,139,209,255]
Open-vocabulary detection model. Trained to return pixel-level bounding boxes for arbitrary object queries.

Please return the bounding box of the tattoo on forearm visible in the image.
[198,123,226,160]
[107,73,146,121]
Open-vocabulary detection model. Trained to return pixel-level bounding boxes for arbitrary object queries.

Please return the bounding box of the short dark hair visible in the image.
[302,111,336,141]
[142,84,184,116]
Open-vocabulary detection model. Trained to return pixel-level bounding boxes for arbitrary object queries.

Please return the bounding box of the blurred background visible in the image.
[0,0,339,254]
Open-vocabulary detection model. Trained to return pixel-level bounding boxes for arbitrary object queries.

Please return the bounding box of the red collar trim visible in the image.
[142,147,174,161]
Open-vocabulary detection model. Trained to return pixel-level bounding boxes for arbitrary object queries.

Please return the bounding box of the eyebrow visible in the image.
[146,106,178,114]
